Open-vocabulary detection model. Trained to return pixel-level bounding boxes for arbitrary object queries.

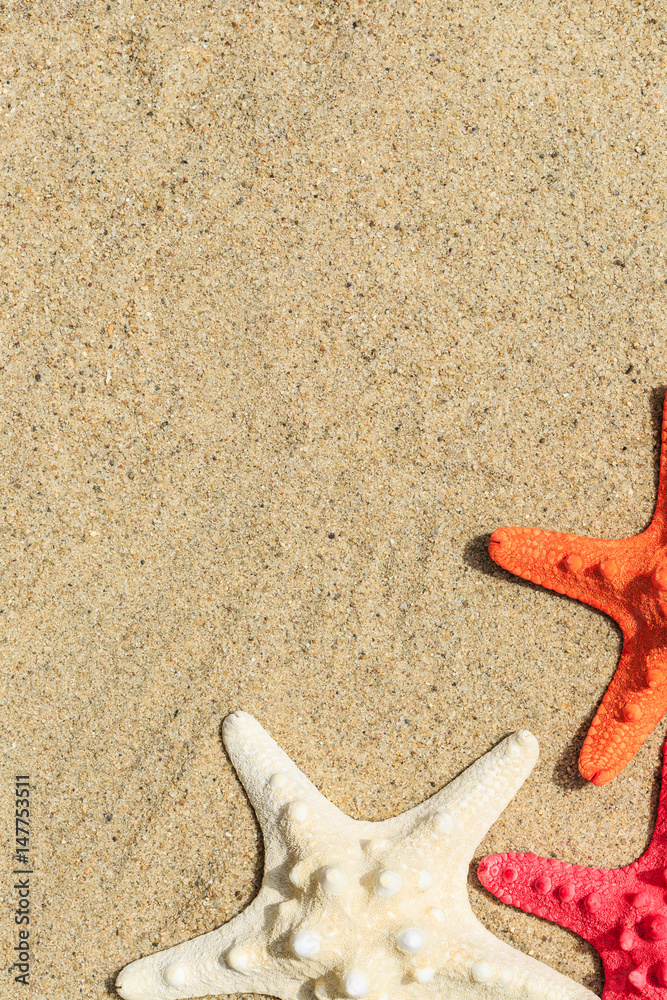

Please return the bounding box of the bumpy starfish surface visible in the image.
[116,712,595,1000]
[478,734,667,1000]
[489,393,667,785]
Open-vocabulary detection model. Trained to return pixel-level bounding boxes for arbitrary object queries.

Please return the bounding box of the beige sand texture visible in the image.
[1,0,666,997]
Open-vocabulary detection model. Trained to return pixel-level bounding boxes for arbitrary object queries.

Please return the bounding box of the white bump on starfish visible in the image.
[396,927,426,954]
[319,865,348,894]
[373,869,402,897]
[290,929,320,959]
[164,965,186,988]
[342,969,370,998]
[434,809,455,833]
[289,863,307,889]
[471,960,494,983]
[417,870,434,891]
[413,966,435,984]
[225,945,249,972]
[287,800,309,822]
[115,713,597,1000]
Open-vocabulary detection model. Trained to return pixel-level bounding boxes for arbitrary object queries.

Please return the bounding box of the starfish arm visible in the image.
[115,888,294,1000]
[480,834,667,1000]
[222,711,354,846]
[448,914,598,1000]
[489,526,641,624]
[477,851,615,943]
[373,732,539,866]
[579,643,667,785]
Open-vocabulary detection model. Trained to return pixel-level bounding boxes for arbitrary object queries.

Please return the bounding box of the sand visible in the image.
[1,0,666,996]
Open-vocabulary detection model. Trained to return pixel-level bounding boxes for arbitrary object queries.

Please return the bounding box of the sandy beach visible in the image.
[1,1,666,996]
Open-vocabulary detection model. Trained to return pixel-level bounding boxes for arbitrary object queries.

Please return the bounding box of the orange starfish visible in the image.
[489,393,667,786]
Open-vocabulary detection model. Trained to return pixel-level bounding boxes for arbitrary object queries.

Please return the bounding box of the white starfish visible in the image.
[116,712,595,1000]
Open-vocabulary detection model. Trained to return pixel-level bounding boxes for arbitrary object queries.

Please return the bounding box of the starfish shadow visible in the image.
[551,711,599,791]
[462,533,503,578]
[649,385,667,497]
[103,971,123,996]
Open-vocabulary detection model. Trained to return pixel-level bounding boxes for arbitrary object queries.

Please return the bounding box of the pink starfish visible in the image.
[478,737,667,999]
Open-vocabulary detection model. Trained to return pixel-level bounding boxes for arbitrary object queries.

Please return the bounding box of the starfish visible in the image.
[488,392,667,785]
[116,712,595,1000]
[478,734,667,1000]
